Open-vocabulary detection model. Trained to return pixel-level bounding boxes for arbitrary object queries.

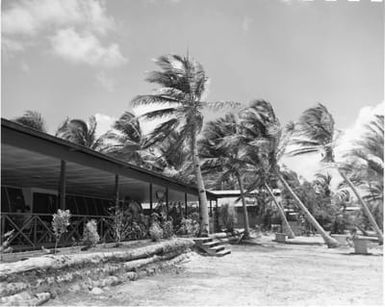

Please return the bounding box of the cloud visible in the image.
[94,113,116,137]
[242,17,253,32]
[335,101,384,159]
[2,0,126,65]
[96,72,116,92]
[50,28,127,67]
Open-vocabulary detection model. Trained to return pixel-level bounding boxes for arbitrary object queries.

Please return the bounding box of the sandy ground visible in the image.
[49,235,383,306]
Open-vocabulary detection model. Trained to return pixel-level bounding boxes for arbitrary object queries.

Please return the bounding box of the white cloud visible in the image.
[242,17,253,32]
[2,0,126,66]
[94,113,116,137]
[335,101,384,160]
[50,28,127,67]
[96,72,116,92]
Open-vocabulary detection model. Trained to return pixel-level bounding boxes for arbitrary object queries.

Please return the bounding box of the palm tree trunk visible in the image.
[276,171,339,248]
[338,170,383,244]
[191,131,209,236]
[235,173,250,239]
[265,183,295,239]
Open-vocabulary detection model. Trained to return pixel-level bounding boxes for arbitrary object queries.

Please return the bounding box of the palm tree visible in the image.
[200,113,252,239]
[102,111,161,170]
[131,54,236,236]
[241,100,339,247]
[289,104,383,243]
[55,116,105,151]
[14,110,47,133]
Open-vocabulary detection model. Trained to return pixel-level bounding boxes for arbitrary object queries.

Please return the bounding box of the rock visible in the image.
[68,283,81,292]
[90,287,104,295]
[34,292,51,306]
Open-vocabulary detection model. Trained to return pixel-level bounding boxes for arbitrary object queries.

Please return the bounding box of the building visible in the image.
[1,119,218,250]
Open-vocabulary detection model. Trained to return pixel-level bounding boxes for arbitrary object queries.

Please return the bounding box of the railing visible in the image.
[0,212,114,251]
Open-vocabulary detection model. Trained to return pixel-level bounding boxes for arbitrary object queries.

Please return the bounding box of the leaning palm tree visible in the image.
[131,54,237,236]
[200,113,252,239]
[241,100,339,247]
[13,110,47,133]
[55,116,105,151]
[289,104,383,243]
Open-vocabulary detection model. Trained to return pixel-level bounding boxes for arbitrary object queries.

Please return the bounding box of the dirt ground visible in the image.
[49,235,383,306]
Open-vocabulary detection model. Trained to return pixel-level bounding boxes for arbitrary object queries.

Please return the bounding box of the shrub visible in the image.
[109,205,132,245]
[220,203,237,233]
[176,218,199,237]
[149,222,163,241]
[82,219,100,248]
[52,209,71,253]
[162,220,174,239]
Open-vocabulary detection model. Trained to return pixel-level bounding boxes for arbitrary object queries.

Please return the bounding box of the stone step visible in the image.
[210,245,226,252]
[216,249,231,257]
[193,238,213,244]
[202,240,221,247]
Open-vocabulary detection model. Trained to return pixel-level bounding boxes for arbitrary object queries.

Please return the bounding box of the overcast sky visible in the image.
[1,0,384,180]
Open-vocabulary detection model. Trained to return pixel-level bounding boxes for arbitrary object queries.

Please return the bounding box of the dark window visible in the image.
[1,186,10,212]
[94,199,104,216]
[84,197,96,215]
[7,187,25,212]
[75,196,88,215]
[33,193,58,214]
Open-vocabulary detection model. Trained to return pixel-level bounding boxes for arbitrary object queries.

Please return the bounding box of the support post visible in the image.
[165,187,169,218]
[114,174,119,209]
[149,183,153,213]
[185,192,188,217]
[209,199,213,216]
[58,160,66,210]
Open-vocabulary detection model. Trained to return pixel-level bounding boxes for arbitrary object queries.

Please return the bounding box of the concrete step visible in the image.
[202,240,221,247]
[216,249,231,257]
[210,245,226,252]
[193,238,212,244]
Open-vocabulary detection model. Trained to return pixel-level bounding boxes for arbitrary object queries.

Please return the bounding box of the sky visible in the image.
[1,0,384,181]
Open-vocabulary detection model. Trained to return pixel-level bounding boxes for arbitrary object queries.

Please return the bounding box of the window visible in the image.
[7,187,25,212]
[1,186,10,212]
[33,193,58,214]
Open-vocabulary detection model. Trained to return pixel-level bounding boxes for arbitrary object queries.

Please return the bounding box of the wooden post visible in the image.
[165,187,169,218]
[209,199,213,216]
[58,160,66,210]
[185,192,188,217]
[149,183,153,213]
[114,174,119,209]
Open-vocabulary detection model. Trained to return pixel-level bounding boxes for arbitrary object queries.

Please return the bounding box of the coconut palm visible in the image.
[14,110,47,133]
[241,100,339,247]
[131,54,237,235]
[55,116,105,151]
[200,113,252,239]
[289,104,383,243]
[102,111,161,170]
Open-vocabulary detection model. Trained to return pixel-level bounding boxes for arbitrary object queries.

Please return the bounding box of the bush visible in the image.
[149,222,163,241]
[82,219,100,248]
[220,203,237,233]
[162,220,174,239]
[176,218,199,236]
[52,209,71,253]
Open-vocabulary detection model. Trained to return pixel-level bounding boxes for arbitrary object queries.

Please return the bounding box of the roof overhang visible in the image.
[1,119,217,202]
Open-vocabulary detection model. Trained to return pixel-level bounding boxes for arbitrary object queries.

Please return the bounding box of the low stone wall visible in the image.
[0,238,194,306]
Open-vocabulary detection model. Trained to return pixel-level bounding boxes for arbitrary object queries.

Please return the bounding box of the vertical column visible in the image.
[184,192,188,217]
[58,160,66,210]
[114,174,119,209]
[165,187,169,218]
[209,199,213,216]
[149,183,153,213]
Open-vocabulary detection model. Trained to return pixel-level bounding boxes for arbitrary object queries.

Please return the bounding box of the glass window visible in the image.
[7,187,25,212]
[33,193,58,214]
[65,195,78,215]
[84,197,96,215]
[75,196,88,215]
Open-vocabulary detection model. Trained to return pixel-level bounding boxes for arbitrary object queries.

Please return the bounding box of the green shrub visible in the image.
[176,218,199,236]
[82,219,100,248]
[149,222,163,241]
[52,209,71,253]
[162,220,174,239]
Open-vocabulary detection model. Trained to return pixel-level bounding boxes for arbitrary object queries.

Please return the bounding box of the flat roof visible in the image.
[1,118,217,202]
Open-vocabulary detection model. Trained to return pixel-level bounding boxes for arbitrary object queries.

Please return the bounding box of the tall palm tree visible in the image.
[55,116,105,151]
[200,113,252,239]
[14,110,47,133]
[102,111,160,170]
[289,104,383,243]
[131,54,236,235]
[241,100,339,247]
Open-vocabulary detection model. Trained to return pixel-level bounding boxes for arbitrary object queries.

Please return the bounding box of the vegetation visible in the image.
[13,110,47,133]
[82,220,100,249]
[52,209,71,254]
